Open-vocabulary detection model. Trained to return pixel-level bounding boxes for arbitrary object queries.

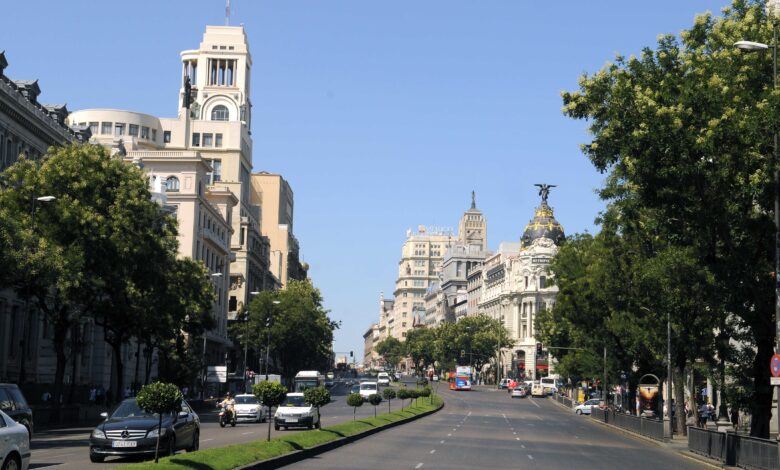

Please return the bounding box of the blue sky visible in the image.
[2,1,728,358]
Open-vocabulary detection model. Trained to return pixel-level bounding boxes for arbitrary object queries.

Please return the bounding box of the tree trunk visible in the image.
[133,340,141,391]
[154,413,162,463]
[673,365,687,436]
[52,332,67,423]
[686,364,699,428]
[109,339,125,406]
[751,338,774,438]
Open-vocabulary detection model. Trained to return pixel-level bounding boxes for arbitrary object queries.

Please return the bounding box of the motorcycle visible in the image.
[218,404,236,428]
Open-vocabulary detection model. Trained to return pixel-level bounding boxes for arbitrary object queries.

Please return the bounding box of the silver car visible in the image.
[0,409,30,470]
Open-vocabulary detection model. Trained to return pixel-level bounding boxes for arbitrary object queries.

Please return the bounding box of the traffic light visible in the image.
[536,342,542,355]
[460,349,465,358]
[350,351,353,357]
[265,316,272,328]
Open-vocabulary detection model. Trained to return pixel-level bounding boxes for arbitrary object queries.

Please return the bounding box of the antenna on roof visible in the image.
[225,0,231,25]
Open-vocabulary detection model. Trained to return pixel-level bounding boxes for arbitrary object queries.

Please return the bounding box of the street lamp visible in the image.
[735,2,780,442]
[242,291,261,393]
[640,305,672,439]
[265,300,281,380]
[19,194,56,384]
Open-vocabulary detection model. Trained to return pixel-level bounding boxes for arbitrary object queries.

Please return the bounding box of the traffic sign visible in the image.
[771,354,780,377]
[771,377,780,386]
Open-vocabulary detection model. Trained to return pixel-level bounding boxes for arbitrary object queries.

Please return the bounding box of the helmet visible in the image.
[226,392,231,397]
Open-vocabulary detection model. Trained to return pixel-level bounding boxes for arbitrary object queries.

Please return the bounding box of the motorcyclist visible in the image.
[220,392,236,421]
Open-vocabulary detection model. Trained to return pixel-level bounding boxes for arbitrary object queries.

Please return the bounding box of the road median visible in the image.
[115,395,444,470]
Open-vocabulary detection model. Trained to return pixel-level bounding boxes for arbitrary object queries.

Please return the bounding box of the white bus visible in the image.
[293,371,325,392]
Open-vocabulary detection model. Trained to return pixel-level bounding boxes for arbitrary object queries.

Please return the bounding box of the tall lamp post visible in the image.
[18,195,56,384]
[201,271,223,399]
[735,1,780,443]
[244,291,260,392]
[265,300,281,380]
[640,305,673,439]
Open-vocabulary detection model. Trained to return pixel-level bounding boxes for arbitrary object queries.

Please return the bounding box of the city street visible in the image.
[281,386,707,470]
[28,380,382,469]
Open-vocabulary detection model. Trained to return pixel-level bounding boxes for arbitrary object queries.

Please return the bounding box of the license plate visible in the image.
[112,440,137,448]
[286,418,298,423]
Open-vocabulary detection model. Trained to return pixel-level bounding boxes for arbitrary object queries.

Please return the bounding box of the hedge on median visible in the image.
[115,395,443,470]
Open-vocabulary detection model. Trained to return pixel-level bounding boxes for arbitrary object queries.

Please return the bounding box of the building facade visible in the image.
[0,51,89,385]
[251,172,308,287]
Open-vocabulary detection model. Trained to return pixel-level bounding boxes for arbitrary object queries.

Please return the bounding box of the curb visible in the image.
[237,400,445,470]
[547,398,726,469]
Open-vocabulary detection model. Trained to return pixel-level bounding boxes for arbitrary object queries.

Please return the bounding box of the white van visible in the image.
[531,382,545,398]
[377,372,390,386]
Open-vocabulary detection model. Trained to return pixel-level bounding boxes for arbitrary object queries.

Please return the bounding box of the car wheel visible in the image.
[189,430,199,452]
[274,424,280,431]
[89,453,105,463]
[576,409,582,415]
[168,437,176,456]
[2,454,21,470]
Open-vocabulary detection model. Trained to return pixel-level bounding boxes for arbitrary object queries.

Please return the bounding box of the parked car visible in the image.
[233,394,266,423]
[0,384,32,439]
[510,387,526,398]
[89,398,200,463]
[575,399,601,415]
[377,373,390,386]
[0,409,30,470]
[274,393,320,430]
[359,382,379,399]
[499,378,511,389]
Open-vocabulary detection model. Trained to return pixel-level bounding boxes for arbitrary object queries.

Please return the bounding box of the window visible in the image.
[540,276,546,289]
[192,133,200,147]
[89,122,98,135]
[203,133,213,146]
[114,123,125,136]
[163,131,171,143]
[151,129,157,141]
[101,122,112,134]
[207,159,222,184]
[165,176,180,192]
[211,105,229,121]
[141,126,150,139]
[215,133,223,147]
[129,124,139,136]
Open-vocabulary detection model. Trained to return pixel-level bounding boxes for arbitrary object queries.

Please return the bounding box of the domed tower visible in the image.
[521,184,565,248]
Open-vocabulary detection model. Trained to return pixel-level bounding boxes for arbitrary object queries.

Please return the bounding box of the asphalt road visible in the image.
[28,378,387,469]
[280,385,708,470]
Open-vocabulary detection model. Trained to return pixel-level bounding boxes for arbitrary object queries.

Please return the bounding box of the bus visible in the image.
[293,371,325,392]
[448,366,472,391]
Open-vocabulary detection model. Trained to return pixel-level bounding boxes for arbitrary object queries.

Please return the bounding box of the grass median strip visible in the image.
[115,396,443,470]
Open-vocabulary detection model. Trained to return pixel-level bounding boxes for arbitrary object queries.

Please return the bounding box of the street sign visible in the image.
[771,354,780,377]
[206,365,227,383]
[771,377,780,386]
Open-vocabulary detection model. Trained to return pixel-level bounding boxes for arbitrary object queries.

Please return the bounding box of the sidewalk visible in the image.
[548,396,728,469]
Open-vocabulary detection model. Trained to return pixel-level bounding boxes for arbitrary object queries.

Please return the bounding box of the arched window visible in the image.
[165,176,180,192]
[211,105,229,121]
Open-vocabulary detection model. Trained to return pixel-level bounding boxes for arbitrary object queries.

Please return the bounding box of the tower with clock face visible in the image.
[458,191,487,251]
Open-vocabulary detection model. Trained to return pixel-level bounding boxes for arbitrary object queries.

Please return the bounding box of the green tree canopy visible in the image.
[135,382,183,463]
[375,336,403,371]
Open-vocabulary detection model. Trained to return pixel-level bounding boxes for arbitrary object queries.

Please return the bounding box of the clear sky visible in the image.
[2,1,727,358]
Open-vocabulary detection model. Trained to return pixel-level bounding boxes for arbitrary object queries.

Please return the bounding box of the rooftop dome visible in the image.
[521,184,565,248]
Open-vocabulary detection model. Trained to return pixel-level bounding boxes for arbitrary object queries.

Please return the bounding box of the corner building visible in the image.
[68,26,277,391]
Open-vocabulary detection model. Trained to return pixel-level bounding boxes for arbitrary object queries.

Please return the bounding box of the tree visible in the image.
[404,328,435,374]
[244,281,337,384]
[135,382,183,463]
[346,393,364,420]
[253,381,287,441]
[303,386,330,429]
[396,388,410,410]
[420,386,432,405]
[375,336,403,371]
[382,387,396,413]
[561,1,779,436]
[367,393,382,417]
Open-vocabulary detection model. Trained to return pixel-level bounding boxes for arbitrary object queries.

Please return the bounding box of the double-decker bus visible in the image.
[448,366,472,391]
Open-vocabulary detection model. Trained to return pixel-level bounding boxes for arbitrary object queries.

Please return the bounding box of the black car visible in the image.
[0,384,33,437]
[89,398,200,463]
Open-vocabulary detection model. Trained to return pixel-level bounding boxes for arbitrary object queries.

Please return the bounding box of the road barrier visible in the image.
[554,394,573,408]
[688,426,778,470]
[588,407,665,441]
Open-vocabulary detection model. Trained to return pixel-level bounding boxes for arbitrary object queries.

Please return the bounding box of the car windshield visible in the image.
[111,400,171,418]
[282,395,306,407]
[351,386,360,393]
[235,396,258,405]
[361,383,377,391]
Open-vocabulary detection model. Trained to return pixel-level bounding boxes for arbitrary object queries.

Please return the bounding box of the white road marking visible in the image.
[241,431,254,435]
[447,433,452,436]
[440,440,445,444]
[513,432,516,435]
[202,438,214,442]
[530,399,541,408]
[502,413,506,419]
[515,437,520,441]
[430,449,436,454]
[468,411,472,416]
[528,455,534,460]
[415,463,424,469]
[521,445,526,449]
